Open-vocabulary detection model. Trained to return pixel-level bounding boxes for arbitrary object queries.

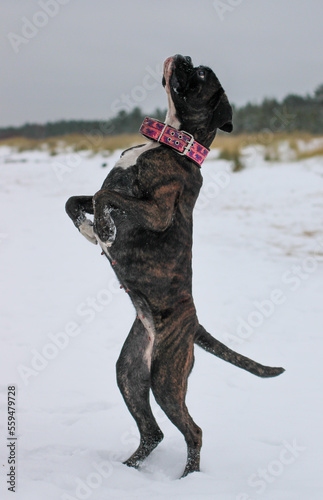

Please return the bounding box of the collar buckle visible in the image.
[177,132,195,156]
[139,117,209,167]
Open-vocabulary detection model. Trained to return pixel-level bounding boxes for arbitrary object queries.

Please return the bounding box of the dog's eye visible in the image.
[198,70,205,79]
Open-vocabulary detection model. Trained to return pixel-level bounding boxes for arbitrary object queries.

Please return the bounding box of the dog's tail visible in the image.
[195,324,285,378]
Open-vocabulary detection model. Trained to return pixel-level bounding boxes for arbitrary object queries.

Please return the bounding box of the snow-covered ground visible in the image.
[0,145,323,499]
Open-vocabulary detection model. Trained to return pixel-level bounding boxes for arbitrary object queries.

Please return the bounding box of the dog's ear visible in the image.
[211,91,233,133]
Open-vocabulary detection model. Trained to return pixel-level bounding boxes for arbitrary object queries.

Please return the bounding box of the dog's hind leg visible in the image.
[116,318,163,469]
[151,319,202,478]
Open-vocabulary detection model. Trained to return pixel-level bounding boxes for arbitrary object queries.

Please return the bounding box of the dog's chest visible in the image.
[101,142,160,195]
[102,165,138,197]
[115,142,160,170]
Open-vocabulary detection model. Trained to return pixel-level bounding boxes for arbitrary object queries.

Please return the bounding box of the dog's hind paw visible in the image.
[123,457,141,469]
[123,430,164,469]
[79,219,98,245]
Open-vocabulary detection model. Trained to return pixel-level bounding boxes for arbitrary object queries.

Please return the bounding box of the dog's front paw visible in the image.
[94,208,116,247]
[79,219,98,245]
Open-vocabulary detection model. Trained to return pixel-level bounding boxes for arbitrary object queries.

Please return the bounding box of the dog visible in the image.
[66,54,284,478]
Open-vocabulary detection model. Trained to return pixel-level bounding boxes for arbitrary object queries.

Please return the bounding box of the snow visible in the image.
[0,146,323,499]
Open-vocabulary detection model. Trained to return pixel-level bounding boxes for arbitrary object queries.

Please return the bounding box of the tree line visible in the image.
[1,84,322,139]
[232,83,323,134]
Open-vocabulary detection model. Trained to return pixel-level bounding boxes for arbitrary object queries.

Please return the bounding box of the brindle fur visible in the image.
[66,55,284,478]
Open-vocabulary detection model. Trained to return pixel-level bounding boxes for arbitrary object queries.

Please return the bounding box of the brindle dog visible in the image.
[66,55,284,478]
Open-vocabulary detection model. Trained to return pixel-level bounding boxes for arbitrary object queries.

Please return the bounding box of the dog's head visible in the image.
[162,55,233,148]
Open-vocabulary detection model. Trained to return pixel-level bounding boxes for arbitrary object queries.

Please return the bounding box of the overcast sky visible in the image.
[1,0,323,127]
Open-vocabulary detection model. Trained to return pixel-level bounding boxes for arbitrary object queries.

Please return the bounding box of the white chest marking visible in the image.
[165,92,181,129]
[136,307,156,371]
[115,141,161,170]
[164,57,181,130]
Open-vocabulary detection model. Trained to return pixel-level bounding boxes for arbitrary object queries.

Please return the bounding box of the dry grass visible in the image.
[211,131,323,165]
[211,131,316,152]
[211,133,250,154]
[297,146,323,159]
[211,134,252,171]
[0,136,46,152]
[1,132,323,163]
[0,133,143,155]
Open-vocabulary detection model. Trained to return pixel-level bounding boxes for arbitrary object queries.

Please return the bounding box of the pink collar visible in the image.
[139,117,209,167]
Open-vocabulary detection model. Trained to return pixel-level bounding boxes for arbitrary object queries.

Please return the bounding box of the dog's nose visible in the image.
[174,54,192,63]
